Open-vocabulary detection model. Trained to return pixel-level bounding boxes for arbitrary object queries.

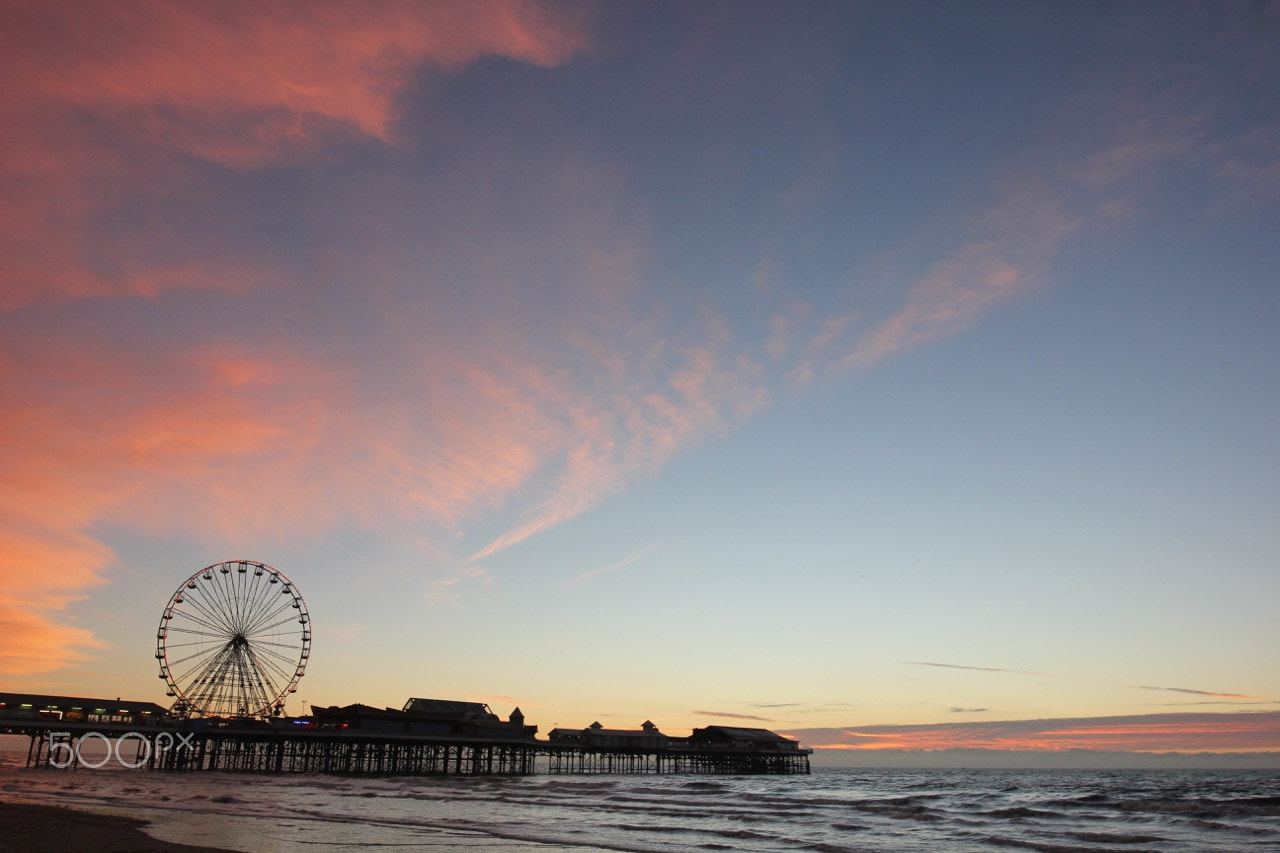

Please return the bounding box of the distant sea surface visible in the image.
[2,753,1278,851]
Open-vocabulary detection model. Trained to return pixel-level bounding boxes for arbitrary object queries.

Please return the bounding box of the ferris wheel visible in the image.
[156,560,311,719]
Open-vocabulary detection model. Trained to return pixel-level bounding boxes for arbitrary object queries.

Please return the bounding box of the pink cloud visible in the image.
[792,711,1280,754]
[469,319,769,561]
[0,0,591,309]
[0,335,342,674]
[0,4,607,676]
[2,1,587,160]
[838,177,1078,372]
[0,603,105,676]
[0,526,113,675]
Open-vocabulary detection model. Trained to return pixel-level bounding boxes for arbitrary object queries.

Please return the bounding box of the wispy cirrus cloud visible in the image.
[693,710,777,723]
[464,313,773,562]
[423,566,492,608]
[564,543,659,588]
[906,661,1057,678]
[1139,686,1269,703]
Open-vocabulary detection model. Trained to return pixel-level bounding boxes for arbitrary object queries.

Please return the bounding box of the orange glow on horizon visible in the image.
[801,713,1280,754]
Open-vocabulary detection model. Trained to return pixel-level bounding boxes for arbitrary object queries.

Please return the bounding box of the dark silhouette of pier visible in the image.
[1,693,811,776]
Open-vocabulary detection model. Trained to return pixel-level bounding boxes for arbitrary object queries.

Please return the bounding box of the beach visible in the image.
[0,802,234,853]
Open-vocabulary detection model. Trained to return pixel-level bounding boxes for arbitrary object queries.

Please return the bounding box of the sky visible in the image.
[2,0,1278,767]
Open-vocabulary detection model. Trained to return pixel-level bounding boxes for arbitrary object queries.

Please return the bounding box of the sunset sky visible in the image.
[2,1,1278,764]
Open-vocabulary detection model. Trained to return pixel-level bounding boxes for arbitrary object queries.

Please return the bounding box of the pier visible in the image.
[2,694,811,776]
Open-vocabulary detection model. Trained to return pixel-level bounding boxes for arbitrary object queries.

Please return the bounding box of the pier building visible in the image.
[0,692,167,725]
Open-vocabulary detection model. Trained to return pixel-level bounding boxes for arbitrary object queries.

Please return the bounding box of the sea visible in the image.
[2,752,1278,851]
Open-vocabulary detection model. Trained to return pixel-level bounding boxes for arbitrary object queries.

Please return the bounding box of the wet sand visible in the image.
[0,801,236,853]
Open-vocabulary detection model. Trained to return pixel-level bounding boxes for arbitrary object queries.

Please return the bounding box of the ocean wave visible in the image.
[1067,830,1167,844]
[983,834,1163,853]
[984,806,1062,820]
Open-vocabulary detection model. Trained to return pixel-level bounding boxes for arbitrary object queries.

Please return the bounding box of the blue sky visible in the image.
[1,1,1277,761]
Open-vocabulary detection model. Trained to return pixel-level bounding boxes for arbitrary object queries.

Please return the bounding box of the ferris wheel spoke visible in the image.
[246,639,295,671]
[241,593,298,634]
[241,647,278,712]
[216,655,250,710]
[247,648,295,686]
[247,638,306,653]
[163,636,228,655]
[162,639,226,652]
[242,647,283,699]
[247,648,304,679]
[162,629,234,647]
[245,638,299,661]
[214,567,246,628]
[242,607,295,640]
[167,646,230,672]
[172,642,236,683]
[239,576,280,628]
[167,597,231,634]
[184,645,239,704]
[225,567,259,634]
[169,655,227,680]
[182,588,240,635]
[249,653,301,685]
[167,637,229,663]
[165,608,234,635]
[246,612,307,638]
